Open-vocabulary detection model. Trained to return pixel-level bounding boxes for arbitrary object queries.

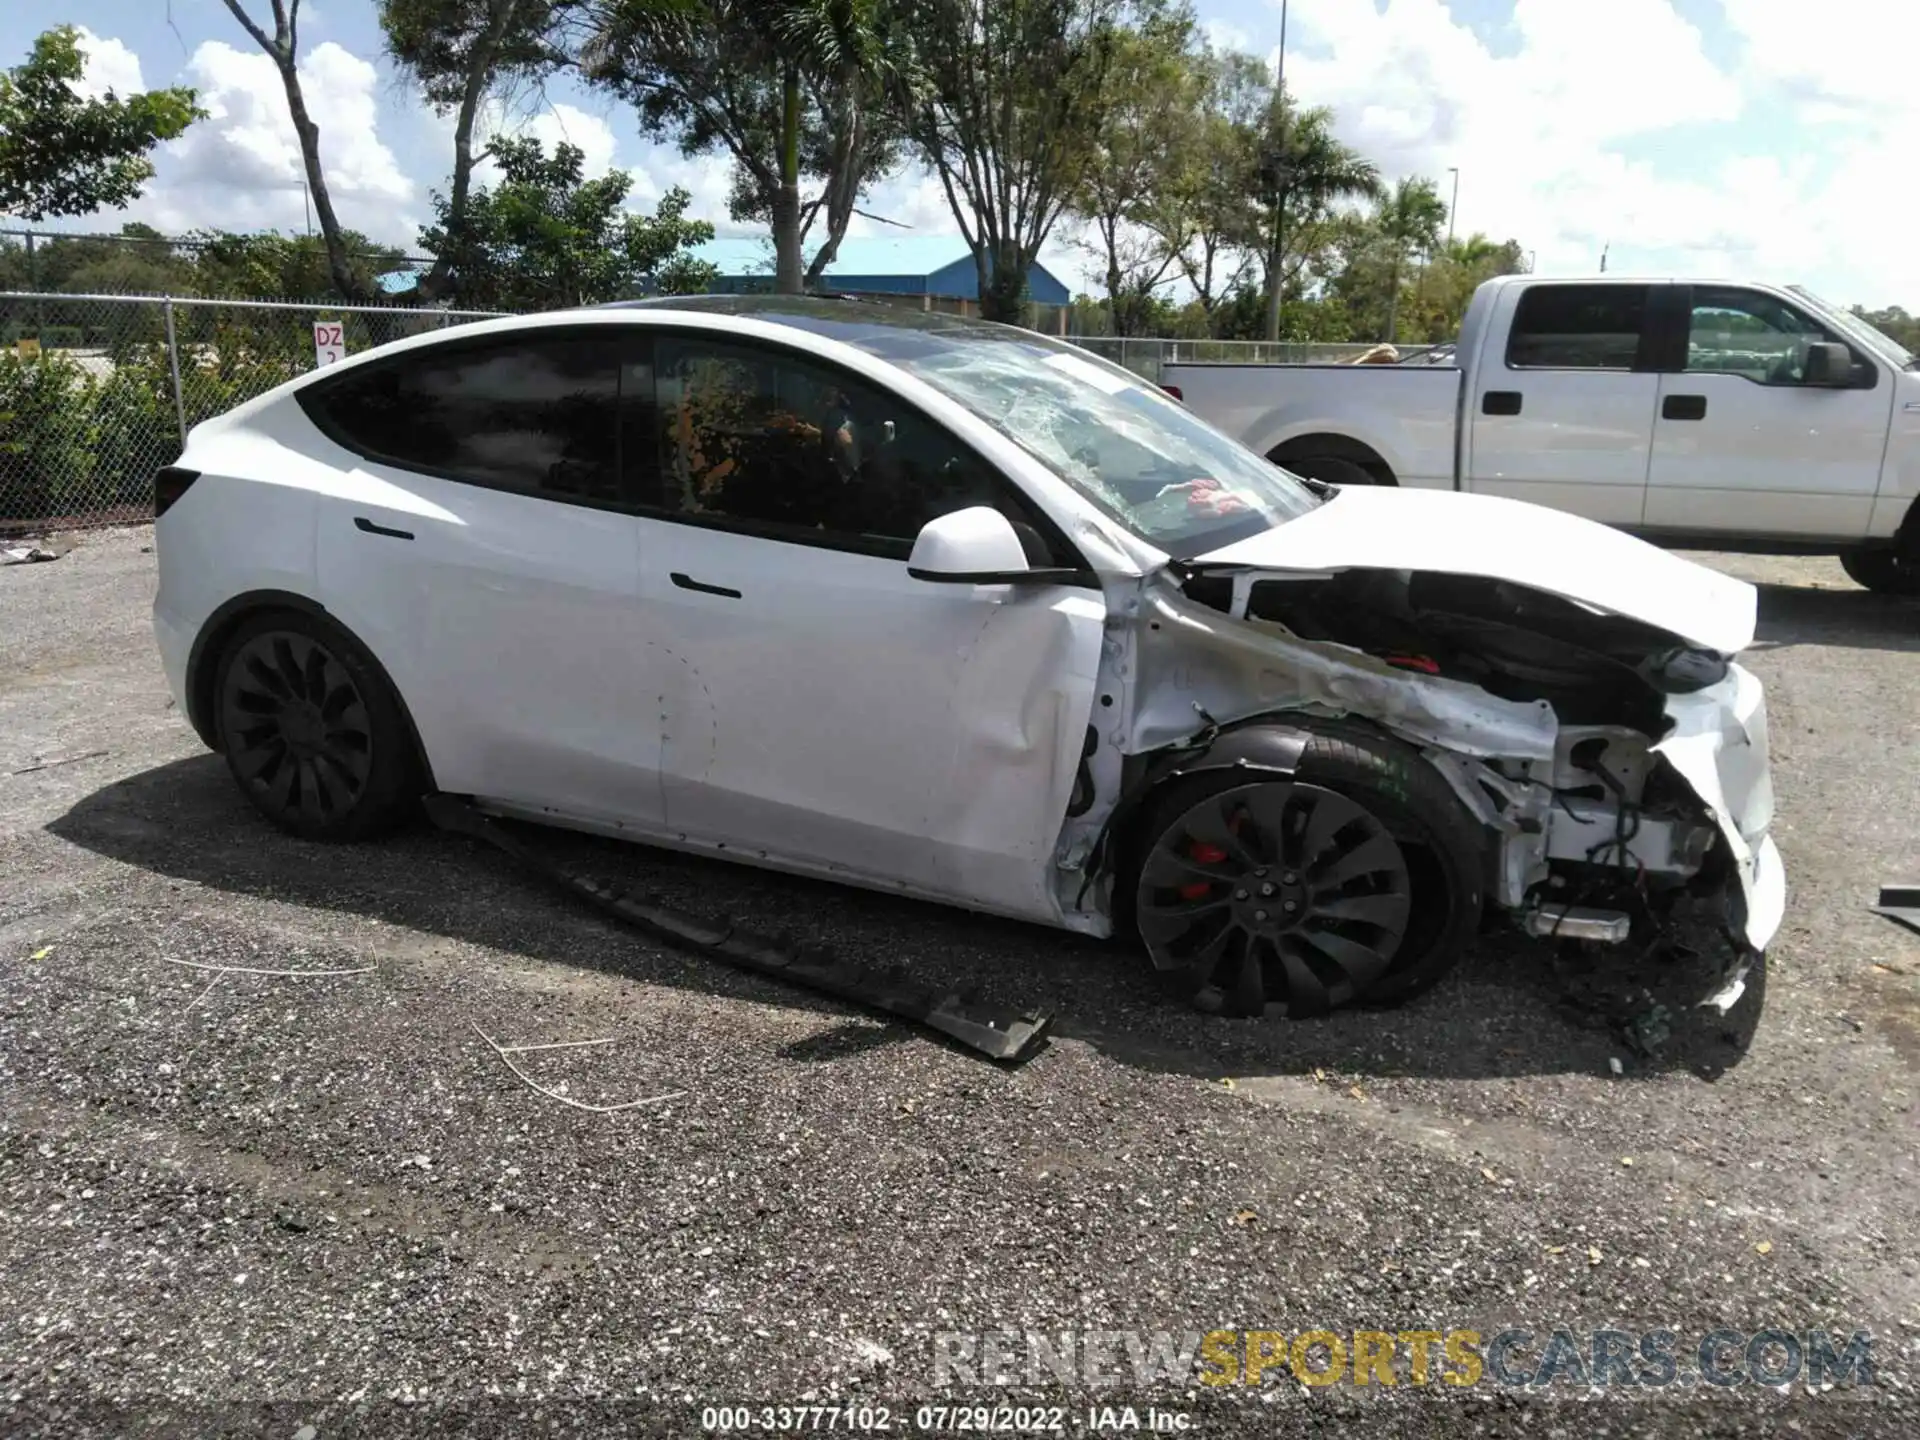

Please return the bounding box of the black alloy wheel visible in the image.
[213,610,420,841]
[220,627,375,827]
[1136,780,1413,1018]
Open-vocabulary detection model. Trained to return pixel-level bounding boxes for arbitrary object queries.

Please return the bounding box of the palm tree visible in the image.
[772,0,900,287]
[582,0,894,295]
[1375,175,1447,343]
[1258,98,1381,341]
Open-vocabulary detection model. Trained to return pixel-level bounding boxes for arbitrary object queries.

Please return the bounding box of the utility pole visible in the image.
[1264,0,1290,343]
[1446,167,1459,250]
[1599,242,1609,274]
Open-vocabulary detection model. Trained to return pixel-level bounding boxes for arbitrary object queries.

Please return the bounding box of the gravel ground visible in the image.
[3,527,1919,1438]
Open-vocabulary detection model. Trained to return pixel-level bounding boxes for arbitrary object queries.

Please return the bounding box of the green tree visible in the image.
[1852,305,1920,354]
[1067,3,1199,336]
[217,1,372,302]
[0,26,203,220]
[379,0,577,302]
[1399,232,1525,343]
[185,229,407,301]
[893,0,1124,323]
[1372,175,1448,342]
[1254,96,1381,340]
[418,134,715,309]
[583,0,901,294]
[1141,47,1266,330]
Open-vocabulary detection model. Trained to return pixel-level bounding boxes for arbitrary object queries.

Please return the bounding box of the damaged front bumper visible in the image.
[1654,663,1784,955]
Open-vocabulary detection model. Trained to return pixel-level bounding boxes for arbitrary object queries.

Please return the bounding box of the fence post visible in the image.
[162,296,189,449]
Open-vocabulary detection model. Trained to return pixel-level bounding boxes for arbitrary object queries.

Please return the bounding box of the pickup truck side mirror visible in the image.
[1803,341,1862,388]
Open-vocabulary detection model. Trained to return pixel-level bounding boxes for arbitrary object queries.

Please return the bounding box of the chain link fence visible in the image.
[0,293,505,534]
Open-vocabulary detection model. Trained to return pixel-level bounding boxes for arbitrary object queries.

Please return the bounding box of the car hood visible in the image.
[1189,485,1757,655]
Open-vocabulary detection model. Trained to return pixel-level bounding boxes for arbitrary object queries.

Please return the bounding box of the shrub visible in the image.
[0,349,97,521]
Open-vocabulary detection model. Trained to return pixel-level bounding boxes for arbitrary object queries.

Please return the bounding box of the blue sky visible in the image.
[5,1,1912,308]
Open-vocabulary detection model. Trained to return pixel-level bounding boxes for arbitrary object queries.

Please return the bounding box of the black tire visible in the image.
[1129,723,1485,1018]
[213,609,421,842]
[1839,545,1920,595]
[1279,454,1377,488]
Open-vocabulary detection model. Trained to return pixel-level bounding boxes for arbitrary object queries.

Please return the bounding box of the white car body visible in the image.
[153,298,1783,1015]
[1163,274,1920,559]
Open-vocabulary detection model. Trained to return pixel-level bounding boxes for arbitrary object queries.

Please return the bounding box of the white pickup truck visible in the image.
[1161,275,1920,592]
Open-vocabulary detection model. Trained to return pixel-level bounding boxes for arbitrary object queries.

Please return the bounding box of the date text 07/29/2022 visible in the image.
[699,1404,1188,1433]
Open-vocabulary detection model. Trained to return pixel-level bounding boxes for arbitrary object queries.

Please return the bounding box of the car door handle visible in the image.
[1481,390,1522,416]
[353,516,414,540]
[1662,394,1708,421]
[670,571,742,599]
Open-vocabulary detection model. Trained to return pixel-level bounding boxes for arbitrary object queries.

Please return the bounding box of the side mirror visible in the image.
[907,506,1081,585]
[1803,341,1859,387]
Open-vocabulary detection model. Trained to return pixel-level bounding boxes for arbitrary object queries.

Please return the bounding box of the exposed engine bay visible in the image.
[1062,553,1782,1018]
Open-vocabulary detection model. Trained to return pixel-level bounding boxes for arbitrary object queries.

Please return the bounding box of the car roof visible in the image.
[591,293,1035,343]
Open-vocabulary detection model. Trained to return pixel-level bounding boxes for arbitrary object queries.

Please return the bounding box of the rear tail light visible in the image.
[154,466,200,517]
[1160,383,1184,401]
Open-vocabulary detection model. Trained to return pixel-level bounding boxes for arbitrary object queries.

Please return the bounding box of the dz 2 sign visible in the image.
[312,320,347,368]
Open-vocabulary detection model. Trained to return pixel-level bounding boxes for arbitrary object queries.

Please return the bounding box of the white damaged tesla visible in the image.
[151,297,1782,1018]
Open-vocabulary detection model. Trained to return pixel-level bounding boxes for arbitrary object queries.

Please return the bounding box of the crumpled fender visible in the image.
[1653,663,1785,953]
[1080,721,1310,907]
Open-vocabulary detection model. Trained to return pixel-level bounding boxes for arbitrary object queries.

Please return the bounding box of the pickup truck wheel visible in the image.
[1281,454,1375,488]
[1840,546,1920,596]
[1131,727,1484,1019]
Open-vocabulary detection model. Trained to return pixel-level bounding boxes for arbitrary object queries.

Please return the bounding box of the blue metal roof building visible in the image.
[687,234,1072,330]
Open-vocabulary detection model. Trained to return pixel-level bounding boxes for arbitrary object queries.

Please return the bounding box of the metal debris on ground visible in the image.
[470,1022,684,1115]
[164,957,375,978]
[1871,883,1920,938]
[8,749,109,775]
[424,795,1054,1065]
[2,545,59,565]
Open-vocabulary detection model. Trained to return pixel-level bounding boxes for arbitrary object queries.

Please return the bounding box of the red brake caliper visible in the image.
[1182,841,1228,899]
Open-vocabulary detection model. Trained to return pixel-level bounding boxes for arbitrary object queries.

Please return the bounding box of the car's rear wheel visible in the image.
[1131,726,1484,1018]
[1840,545,1920,595]
[214,611,418,841]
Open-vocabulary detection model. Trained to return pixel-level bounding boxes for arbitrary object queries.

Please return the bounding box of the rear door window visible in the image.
[303,331,626,503]
[1506,285,1653,370]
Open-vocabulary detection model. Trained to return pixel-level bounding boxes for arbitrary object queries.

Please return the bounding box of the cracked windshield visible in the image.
[870,330,1323,553]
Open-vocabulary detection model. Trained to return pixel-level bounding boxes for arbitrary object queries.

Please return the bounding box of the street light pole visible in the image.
[1446,167,1459,250]
[1264,0,1290,343]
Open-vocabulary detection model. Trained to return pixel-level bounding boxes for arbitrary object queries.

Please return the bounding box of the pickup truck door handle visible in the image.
[1481,390,1522,416]
[353,516,414,541]
[670,571,742,600]
[1662,394,1708,421]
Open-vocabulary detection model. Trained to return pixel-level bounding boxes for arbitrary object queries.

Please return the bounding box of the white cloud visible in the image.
[70,26,147,101]
[122,38,411,241]
[1264,0,1911,302]
[471,100,623,187]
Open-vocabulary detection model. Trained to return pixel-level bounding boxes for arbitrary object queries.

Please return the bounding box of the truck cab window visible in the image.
[1506,285,1651,370]
[1685,287,1847,386]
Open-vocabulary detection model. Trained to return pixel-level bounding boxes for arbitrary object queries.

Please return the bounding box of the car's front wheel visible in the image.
[214,610,420,841]
[1131,726,1485,1018]
[1840,544,1920,596]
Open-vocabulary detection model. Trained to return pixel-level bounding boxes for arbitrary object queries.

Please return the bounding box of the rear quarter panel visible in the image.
[153,401,323,715]
[1161,363,1462,488]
